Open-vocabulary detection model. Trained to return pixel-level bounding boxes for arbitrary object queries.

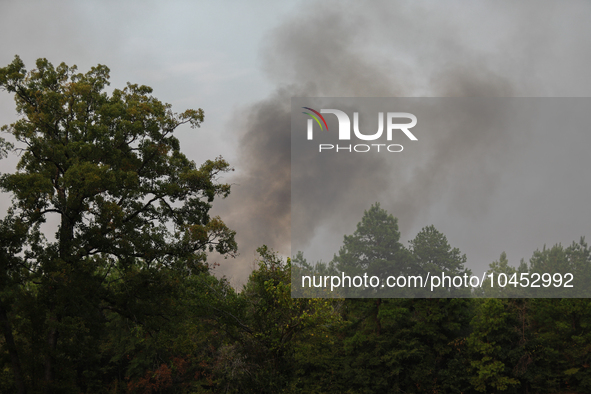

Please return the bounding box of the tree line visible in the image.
[1,56,590,393]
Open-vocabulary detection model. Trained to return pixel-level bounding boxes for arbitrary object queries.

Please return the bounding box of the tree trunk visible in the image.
[42,200,70,392]
[43,316,58,394]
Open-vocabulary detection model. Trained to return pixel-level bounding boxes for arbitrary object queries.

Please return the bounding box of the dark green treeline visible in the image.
[2,224,591,393]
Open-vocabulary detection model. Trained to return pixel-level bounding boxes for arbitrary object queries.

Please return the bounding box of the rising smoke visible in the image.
[212,0,591,286]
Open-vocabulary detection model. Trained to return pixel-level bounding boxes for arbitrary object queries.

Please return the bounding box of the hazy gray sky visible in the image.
[1,0,591,287]
[0,0,293,165]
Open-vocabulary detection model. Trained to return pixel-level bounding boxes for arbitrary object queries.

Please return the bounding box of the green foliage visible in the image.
[232,246,341,393]
[478,239,591,298]
[331,203,409,297]
[2,55,591,394]
[476,252,521,298]
[467,299,521,392]
[409,224,471,297]
[0,55,236,393]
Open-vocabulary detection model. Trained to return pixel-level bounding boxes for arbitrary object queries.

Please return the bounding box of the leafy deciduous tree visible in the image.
[0,55,236,393]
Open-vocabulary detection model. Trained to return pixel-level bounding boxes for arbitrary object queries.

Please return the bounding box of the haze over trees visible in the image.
[1,57,591,393]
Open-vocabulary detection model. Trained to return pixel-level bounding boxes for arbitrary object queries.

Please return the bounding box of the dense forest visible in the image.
[1,57,590,393]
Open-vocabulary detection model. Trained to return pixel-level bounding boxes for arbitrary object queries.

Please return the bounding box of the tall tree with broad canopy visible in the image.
[0,56,236,393]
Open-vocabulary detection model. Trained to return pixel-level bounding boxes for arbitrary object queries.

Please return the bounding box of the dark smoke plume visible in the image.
[212,0,590,285]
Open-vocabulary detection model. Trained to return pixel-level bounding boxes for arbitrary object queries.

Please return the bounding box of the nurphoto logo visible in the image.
[302,107,418,153]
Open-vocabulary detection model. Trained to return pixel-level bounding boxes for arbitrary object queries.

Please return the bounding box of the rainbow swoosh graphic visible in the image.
[302,107,329,131]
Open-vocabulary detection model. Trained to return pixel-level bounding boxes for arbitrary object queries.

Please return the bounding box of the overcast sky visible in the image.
[1,1,591,287]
